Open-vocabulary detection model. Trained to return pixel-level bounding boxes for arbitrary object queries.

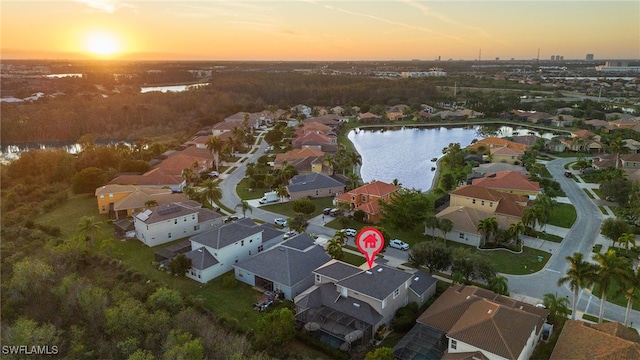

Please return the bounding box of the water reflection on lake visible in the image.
[140,83,209,93]
[348,125,558,192]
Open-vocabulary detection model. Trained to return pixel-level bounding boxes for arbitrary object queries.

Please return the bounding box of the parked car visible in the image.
[322,208,332,215]
[224,215,239,223]
[564,171,573,178]
[274,218,287,227]
[343,228,357,237]
[209,171,220,177]
[389,239,409,251]
[329,208,341,217]
[283,230,298,239]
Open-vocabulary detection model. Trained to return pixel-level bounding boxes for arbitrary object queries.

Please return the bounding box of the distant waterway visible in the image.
[0,140,131,164]
[140,83,209,93]
[348,125,555,191]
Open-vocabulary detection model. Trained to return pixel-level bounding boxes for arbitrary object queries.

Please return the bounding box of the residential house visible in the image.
[394,284,548,360]
[335,181,400,223]
[294,122,332,137]
[224,111,261,129]
[386,105,409,121]
[550,114,575,127]
[433,185,528,246]
[624,138,640,153]
[211,121,242,136]
[510,135,539,148]
[471,163,529,178]
[109,167,186,192]
[292,131,337,153]
[331,106,345,115]
[471,171,540,197]
[584,119,610,130]
[286,173,346,200]
[550,320,640,360]
[304,114,345,127]
[233,233,331,299]
[561,130,604,153]
[273,148,329,174]
[153,153,212,180]
[291,104,312,118]
[608,116,640,130]
[593,153,640,171]
[467,137,528,154]
[95,184,188,219]
[489,146,525,165]
[184,218,285,283]
[133,201,224,247]
[527,112,552,125]
[457,109,485,119]
[295,261,437,348]
[358,112,382,123]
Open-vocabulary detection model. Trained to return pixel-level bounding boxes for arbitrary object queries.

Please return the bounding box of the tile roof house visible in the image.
[358,112,382,122]
[95,184,188,220]
[488,146,525,165]
[184,218,285,283]
[471,171,540,197]
[335,181,400,223]
[432,185,528,246]
[467,137,528,153]
[295,260,437,349]
[292,131,337,153]
[273,148,329,174]
[233,233,331,300]
[224,111,262,129]
[286,173,346,200]
[550,320,640,360]
[153,153,212,178]
[395,284,548,360]
[133,201,224,247]
[584,119,611,130]
[471,163,529,177]
[109,167,186,193]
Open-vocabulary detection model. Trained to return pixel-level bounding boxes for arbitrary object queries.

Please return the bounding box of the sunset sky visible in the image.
[2,0,639,61]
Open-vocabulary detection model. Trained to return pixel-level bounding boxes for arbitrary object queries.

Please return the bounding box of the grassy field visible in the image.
[340,251,366,267]
[261,197,335,218]
[548,203,577,228]
[537,232,564,243]
[583,188,595,199]
[236,177,270,200]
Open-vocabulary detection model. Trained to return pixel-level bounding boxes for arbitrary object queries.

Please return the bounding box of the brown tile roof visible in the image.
[295,122,332,136]
[154,154,210,176]
[274,148,325,162]
[344,180,399,198]
[472,171,539,193]
[292,132,332,146]
[109,168,184,186]
[436,206,520,235]
[467,137,527,152]
[490,146,524,156]
[450,185,503,202]
[450,185,527,217]
[550,320,640,360]
[571,129,595,139]
[115,192,189,212]
[419,285,548,360]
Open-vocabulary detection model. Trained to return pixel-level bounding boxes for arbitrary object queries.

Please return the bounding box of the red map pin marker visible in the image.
[356,227,385,269]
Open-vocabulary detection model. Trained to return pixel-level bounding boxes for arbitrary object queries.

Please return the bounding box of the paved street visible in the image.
[217,139,640,329]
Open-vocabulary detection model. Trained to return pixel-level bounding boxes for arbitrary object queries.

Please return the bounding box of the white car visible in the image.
[274,218,287,227]
[208,171,220,177]
[283,230,298,239]
[389,239,409,251]
[343,228,357,237]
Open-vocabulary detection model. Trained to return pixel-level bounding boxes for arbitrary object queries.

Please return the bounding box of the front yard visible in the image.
[261,197,335,218]
[548,203,577,228]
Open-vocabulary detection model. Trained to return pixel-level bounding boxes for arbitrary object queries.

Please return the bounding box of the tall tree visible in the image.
[592,250,629,323]
[542,293,571,327]
[235,200,252,218]
[206,136,225,171]
[489,275,509,296]
[408,241,452,273]
[600,217,632,248]
[379,190,433,230]
[326,238,344,260]
[476,217,498,247]
[508,221,526,246]
[276,185,289,201]
[608,137,626,169]
[424,215,439,239]
[617,233,636,250]
[437,218,453,246]
[200,179,222,209]
[77,215,102,247]
[557,252,596,320]
[621,264,640,326]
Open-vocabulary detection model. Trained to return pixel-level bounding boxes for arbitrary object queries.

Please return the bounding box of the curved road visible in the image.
[221,137,639,325]
[506,157,639,325]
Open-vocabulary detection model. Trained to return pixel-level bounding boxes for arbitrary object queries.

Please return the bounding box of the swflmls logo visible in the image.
[2,345,59,355]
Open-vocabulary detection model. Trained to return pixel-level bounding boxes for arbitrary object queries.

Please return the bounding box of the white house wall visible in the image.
[135,213,224,247]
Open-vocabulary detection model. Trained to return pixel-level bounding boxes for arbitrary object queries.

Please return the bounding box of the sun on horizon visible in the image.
[82,31,122,57]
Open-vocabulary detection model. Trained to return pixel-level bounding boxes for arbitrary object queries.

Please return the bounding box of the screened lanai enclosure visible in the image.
[297,306,373,350]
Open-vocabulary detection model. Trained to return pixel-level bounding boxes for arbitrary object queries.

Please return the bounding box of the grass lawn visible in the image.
[539,166,552,178]
[548,203,577,228]
[34,193,107,237]
[592,188,604,199]
[236,177,270,200]
[443,241,549,274]
[340,251,366,267]
[537,232,564,243]
[582,188,595,199]
[261,197,335,218]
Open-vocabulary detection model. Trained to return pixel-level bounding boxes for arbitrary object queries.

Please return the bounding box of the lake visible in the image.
[348,125,555,191]
[140,83,209,93]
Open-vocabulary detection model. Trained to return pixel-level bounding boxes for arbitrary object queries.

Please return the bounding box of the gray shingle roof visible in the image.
[337,265,413,301]
[184,247,219,270]
[189,217,261,249]
[282,233,316,251]
[258,223,285,242]
[287,173,345,193]
[408,271,437,296]
[297,283,383,325]
[314,261,362,282]
[234,238,330,286]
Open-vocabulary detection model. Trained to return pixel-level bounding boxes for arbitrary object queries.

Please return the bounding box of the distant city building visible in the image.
[550,55,556,61]
[400,68,446,77]
[586,53,594,61]
[595,61,640,73]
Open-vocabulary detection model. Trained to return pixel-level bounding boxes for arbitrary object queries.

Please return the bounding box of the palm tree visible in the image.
[206,136,225,171]
[508,221,526,246]
[608,137,625,169]
[522,206,541,233]
[437,218,453,246]
[326,238,343,259]
[618,233,636,250]
[346,171,361,190]
[476,217,498,247]
[592,250,629,323]
[77,216,102,247]
[558,252,596,320]
[276,185,289,202]
[200,179,222,209]
[489,275,509,295]
[182,167,195,186]
[391,178,402,186]
[235,200,252,218]
[621,265,640,326]
[425,215,439,239]
[347,151,362,174]
[543,293,571,327]
[263,174,276,190]
[245,162,256,178]
[333,231,348,246]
